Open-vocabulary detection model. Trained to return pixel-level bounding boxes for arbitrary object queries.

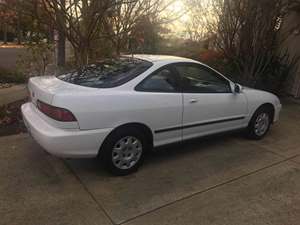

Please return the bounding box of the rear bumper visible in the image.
[21,102,112,158]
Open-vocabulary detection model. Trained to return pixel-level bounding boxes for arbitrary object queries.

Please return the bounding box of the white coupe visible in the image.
[22,55,282,175]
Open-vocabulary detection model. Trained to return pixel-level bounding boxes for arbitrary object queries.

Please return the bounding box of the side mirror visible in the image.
[234,84,241,93]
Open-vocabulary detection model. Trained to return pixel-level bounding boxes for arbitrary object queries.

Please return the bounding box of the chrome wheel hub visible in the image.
[254,113,270,136]
[112,136,143,170]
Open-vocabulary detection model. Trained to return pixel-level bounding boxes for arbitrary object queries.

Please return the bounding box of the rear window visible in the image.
[57,57,153,88]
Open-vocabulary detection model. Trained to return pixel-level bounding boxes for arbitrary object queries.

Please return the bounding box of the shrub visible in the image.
[198,49,299,96]
[255,52,300,95]
[17,41,55,76]
[0,67,27,84]
[198,50,235,77]
[199,50,223,63]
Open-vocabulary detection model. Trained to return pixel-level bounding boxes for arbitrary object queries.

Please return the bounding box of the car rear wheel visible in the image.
[247,106,272,140]
[100,127,148,175]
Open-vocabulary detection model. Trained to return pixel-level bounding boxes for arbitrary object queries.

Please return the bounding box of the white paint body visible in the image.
[21,55,282,158]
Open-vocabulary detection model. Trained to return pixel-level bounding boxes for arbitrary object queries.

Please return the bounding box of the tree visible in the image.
[39,0,178,66]
[129,15,164,53]
[0,0,54,44]
[105,0,168,55]
[0,0,17,44]
[56,0,65,67]
[185,0,217,42]
[187,0,300,92]
[38,0,112,66]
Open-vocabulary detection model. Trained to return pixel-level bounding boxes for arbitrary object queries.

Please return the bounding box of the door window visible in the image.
[136,67,180,92]
[175,64,231,93]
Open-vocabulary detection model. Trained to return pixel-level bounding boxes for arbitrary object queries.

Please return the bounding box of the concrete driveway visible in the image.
[1,100,300,225]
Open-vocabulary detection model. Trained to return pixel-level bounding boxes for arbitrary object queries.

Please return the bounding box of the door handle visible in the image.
[189,99,198,103]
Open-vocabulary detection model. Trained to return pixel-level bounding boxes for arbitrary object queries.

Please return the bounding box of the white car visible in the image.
[22,55,282,175]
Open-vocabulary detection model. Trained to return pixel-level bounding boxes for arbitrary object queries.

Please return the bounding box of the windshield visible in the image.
[57,57,153,88]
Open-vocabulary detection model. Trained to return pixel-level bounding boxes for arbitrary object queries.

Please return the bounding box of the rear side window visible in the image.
[135,67,180,92]
[57,57,153,88]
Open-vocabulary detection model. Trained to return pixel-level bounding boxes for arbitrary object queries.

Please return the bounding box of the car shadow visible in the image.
[145,131,243,165]
[65,130,245,177]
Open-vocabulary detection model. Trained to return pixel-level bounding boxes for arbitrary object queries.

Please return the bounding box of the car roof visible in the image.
[124,54,199,64]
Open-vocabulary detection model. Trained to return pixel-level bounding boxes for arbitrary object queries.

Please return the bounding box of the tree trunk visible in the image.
[74,45,89,69]
[116,39,121,55]
[3,22,8,44]
[17,10,22,45]
[57,31,65,67]
[57,0,66,67]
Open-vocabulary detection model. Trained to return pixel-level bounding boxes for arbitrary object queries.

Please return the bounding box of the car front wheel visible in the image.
[100,127,147,175]
[247,106,272,140]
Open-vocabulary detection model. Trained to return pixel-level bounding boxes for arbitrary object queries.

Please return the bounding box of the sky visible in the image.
[163,0,192,37]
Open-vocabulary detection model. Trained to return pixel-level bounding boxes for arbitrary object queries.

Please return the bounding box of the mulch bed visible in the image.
[0,83,14,89]
[0,99,27,137]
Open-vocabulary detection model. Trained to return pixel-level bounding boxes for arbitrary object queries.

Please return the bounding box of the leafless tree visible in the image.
[187,0,300,91]
[185,0,218,42]
[104,0,176,55]
[38,0,120,66]
[38,0,177,67]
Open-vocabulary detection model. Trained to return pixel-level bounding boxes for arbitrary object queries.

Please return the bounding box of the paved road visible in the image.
[0,47,26,70]
[1,100,300,225]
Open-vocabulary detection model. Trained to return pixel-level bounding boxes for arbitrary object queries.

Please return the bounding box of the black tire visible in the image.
[246,106,273,140]
[100,127,149,176]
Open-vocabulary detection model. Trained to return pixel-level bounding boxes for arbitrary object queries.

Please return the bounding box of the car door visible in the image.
[135,65,183,147]
[174,63,248,140]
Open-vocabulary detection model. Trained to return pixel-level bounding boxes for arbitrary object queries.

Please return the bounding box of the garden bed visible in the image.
[0,83,14,89]
[0,99,27,137]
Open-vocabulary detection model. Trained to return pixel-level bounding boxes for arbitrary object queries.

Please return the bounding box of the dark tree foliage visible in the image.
[187,0,300,94]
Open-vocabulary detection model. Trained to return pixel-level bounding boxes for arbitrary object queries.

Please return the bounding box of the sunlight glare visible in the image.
[168,0,190,22]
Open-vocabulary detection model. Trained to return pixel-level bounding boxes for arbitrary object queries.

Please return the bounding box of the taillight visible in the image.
[37,100,77,122]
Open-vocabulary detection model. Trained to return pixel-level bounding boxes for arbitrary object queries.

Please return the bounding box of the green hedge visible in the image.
[0,67,27,84]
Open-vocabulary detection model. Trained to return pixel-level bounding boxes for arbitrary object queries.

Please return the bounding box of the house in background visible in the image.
[282,5,300,97]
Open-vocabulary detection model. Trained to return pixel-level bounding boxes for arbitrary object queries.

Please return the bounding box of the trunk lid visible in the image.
[28,76,96,105]
[28,76,97,130]
[28,76,63,105]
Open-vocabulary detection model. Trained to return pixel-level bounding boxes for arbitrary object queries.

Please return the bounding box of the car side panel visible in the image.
[182,93,249,141]
[242,88,282,122]
[52,91,183,147]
